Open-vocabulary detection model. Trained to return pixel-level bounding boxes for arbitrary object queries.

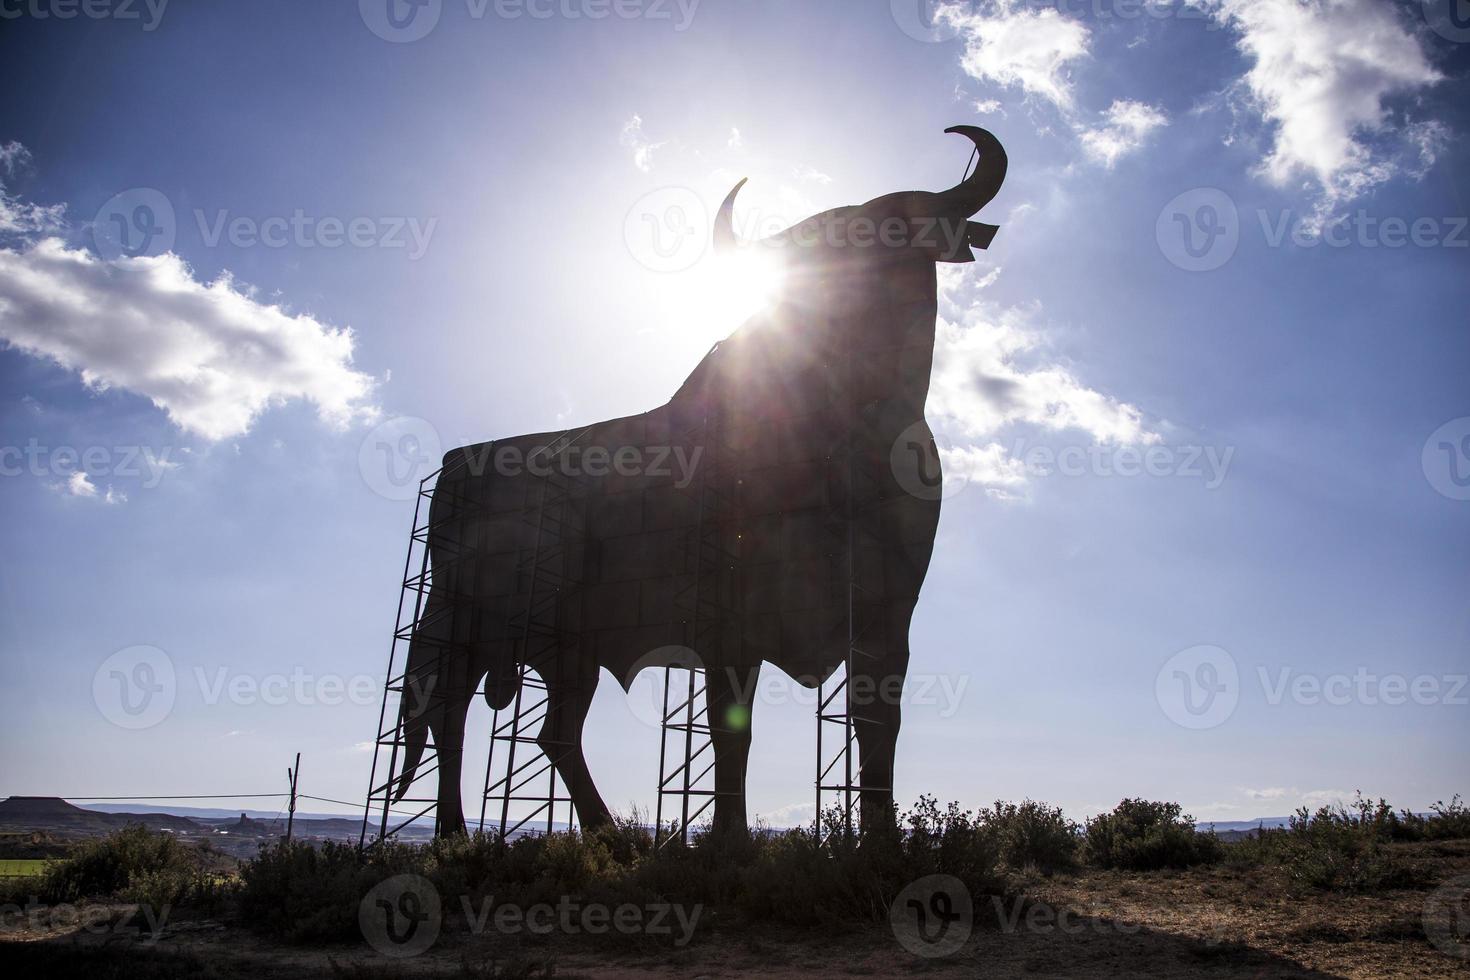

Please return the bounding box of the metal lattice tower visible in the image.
[361,429,594,847]
[815,352,890,846]
[480,430,592,839]
[655,350,743,848]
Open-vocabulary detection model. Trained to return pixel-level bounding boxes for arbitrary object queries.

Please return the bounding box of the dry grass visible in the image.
[4,838,1466,978]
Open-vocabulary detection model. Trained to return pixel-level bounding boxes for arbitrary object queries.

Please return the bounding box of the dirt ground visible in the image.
[3,840,1468,978]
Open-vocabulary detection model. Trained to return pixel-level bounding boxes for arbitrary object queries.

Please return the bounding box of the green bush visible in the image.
[34,825,220,910]
[1083,800,1222,870]
[1255,795,1428,892]
[981,799,1079,873]
[1393,795,1470,842]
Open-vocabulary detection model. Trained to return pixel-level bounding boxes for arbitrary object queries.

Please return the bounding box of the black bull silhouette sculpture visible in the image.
[395,126,1007,836]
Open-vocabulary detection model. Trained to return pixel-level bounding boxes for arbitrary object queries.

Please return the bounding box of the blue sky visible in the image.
[0,0,1466,828]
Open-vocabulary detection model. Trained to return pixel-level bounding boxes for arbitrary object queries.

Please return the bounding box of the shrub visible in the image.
[35,825,218,908]
[238,838,377,942]
[982,799,1079,873]
[1394,795,1470,842]
[1083,800,1222,870]
[1261,795,1427,892]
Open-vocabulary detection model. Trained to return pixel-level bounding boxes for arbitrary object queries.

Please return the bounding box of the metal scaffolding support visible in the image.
[360,429,594,848]
[360,452,471,847]
[655,360,743,848]
[815,356,891,847]
[479,429,592,839]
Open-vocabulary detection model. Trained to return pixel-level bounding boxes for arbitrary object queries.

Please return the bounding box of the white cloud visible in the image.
[1207,0,1443,213]
[926,282,1158,498]
[50,470,126,504]
[939,0,1091,112]
[619,114,666,173]
[727,127,743,149]
[1079,100,1169,168]
[0,142,66,237]
[938,4,1168,169]
[0,237,379,440]
[794,165,833,185]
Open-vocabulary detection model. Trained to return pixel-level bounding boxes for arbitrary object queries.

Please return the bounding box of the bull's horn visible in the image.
[937,126,1007,217]
[713,177,748,255]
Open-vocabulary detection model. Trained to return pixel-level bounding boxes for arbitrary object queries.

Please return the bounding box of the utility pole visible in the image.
[285,753,300,842]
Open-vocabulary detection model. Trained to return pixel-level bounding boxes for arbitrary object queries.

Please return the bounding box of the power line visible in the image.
[58,794,289,801]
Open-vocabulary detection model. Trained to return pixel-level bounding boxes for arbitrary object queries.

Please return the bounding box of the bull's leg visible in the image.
[432,684,474,836]
[707,664,756,838]
[852,612,913,832]
[538,657,612,832]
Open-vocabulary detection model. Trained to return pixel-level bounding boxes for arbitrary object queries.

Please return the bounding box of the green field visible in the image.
[0,859,47,878]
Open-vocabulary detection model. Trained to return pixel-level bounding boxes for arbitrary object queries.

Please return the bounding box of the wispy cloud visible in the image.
[1205,0,1443,220]
[939,0,1090,112]
[938,3,1166,168]
[1080,100,1169,169]
[927,272,1158,498]
[0,149,380,442]
[0,142,66,236]
[49,470,126,504]
[619,114,666,173]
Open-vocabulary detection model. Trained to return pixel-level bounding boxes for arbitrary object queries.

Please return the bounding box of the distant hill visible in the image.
[0,797,205,836]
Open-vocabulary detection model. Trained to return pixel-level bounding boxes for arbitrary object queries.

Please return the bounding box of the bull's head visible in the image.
[713,126,1007,269]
